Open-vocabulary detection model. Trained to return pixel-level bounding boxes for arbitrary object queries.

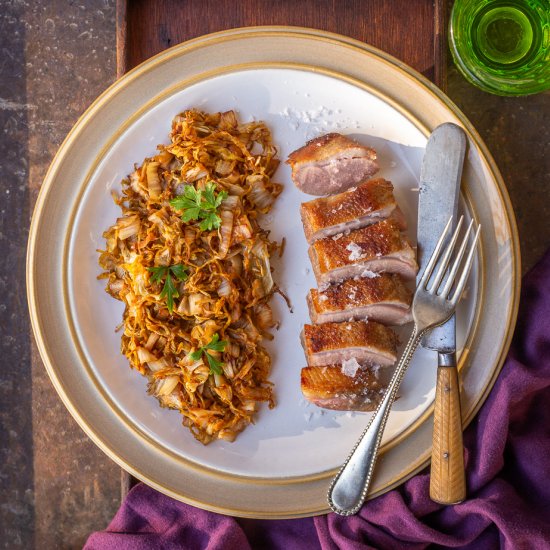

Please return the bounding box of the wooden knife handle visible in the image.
[430,364,466,504]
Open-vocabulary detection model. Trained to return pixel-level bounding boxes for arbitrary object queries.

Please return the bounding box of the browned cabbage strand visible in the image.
[98,109,283,444]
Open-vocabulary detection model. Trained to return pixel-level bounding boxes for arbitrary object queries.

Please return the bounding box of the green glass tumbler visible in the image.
[449,0,550,95]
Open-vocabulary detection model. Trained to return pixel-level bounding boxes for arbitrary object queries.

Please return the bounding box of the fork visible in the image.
[328,215,481,516]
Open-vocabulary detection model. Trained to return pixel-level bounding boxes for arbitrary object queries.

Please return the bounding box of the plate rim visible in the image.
[27,26,520,518]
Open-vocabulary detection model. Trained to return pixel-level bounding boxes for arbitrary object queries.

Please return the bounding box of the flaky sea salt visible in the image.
[360,269,379,278]
[346,242,364,261]
[370,364,381,379]
[341,357,361,377]
[278,106,362,140]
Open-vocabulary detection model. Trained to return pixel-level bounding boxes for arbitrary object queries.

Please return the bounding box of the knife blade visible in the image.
[417,123,466,349]
[416,122,467,504]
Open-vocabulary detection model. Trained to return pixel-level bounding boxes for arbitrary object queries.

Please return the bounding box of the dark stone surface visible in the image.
[25,0,121,544]
[0,3,34,548]
[446,66,550,275]
[0,1,548,547]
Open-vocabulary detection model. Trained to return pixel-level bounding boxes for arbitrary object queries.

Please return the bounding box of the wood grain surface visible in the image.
[117,0,446,87]
[430,366,466,504]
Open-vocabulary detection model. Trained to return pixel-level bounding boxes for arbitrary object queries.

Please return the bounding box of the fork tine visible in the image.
[429,216,464,294]
[418,216,453,290]
[450,225,481,305]
[440,219,474,298]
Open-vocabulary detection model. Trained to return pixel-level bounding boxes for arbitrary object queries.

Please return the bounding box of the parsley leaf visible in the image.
[170,264,188,281]
[202,183,217,207]
[189,349,203,362]
[205,353,223,376]
[199,211,222,231]
[148,265,167,284]
[188,333,228,375]
[170,182,228,231]
[182,207,201,223]
[170,185,202,211]
[159,272,178,313]
[147,264,188,313]
[205,333,227,352]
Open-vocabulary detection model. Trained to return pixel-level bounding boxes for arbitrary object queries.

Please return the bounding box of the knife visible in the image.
[416,123,467,504]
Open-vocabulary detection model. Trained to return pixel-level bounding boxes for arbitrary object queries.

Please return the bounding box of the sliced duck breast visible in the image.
[300,178,406,243]
[308,218,418,285]
[307,273,412,325]
[286,133,379,195]
[301,364,386,411]
[301,320,398,367]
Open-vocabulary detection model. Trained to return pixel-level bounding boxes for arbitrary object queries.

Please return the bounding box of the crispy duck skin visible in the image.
[301,320,398,367]
[301,365,385,411]
[307,273,413,325]
[300,178,407,243]
[308,218,418,285]
[286,133,379,195]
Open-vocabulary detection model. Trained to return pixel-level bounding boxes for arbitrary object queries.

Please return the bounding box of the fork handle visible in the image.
[328,325,423,515]
[430,356,466,504]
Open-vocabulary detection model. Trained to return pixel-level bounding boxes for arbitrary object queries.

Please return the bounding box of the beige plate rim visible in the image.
[27,26,520,518]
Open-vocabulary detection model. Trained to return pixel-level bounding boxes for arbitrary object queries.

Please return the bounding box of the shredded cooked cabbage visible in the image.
[98,109,283,444]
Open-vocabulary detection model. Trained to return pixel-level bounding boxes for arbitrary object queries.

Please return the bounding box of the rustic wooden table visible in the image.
[1,0,548,547]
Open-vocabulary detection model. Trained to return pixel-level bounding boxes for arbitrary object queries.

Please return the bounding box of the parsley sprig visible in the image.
[188,333,228,375]
[148,264,188,313]
[170,182,228,231]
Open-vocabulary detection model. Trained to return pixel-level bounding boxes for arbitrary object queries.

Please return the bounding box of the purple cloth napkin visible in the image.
[85,250,550,550]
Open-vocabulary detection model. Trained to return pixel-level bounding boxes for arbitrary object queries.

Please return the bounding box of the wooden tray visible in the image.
[115,0,447,499]
[116,0,447,88]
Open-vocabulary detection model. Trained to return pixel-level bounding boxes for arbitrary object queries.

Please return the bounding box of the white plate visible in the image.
[69,68,476,479]
[28,27,519,517]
